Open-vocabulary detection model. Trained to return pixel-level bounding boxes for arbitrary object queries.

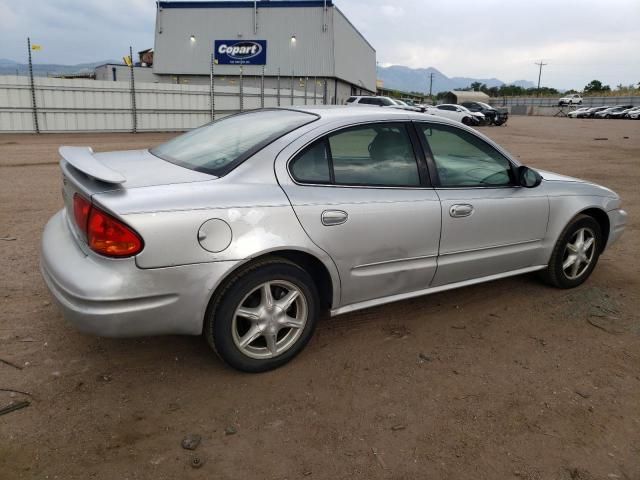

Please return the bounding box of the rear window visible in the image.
[151,109,318,176]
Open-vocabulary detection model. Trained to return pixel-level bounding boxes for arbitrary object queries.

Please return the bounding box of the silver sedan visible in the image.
[41,107,627,372]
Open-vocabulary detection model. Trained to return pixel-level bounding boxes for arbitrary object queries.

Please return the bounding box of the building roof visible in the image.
[447,90,490,102]
[158,1,333,8]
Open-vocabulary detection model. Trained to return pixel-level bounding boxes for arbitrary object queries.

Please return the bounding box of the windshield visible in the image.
[151,109,317,176]
[478,102,492,109]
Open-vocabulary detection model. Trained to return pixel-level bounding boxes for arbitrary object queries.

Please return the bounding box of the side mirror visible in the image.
[518,166,542,188]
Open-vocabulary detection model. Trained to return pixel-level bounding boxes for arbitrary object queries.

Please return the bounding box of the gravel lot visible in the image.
[1,117,639,480]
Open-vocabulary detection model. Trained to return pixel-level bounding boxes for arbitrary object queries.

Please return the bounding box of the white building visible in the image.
[96,0,376,105]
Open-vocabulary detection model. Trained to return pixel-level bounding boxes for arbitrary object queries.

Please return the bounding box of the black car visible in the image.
[461,101,508,126]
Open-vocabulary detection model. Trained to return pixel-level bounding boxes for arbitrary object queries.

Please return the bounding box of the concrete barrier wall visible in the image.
[489,95,640,115]
[0,75,325,133]
[489,95,640,108]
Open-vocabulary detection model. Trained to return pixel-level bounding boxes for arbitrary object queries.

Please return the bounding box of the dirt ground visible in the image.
[1,117,639,480]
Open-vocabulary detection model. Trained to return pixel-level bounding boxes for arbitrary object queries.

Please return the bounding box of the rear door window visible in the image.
[289,141,331,184]
[290,123,422,187]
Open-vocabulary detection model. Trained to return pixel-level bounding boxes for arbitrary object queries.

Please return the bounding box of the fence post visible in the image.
[323,78,327,105]
[277,68,281,107]
[129,46,137,133]
[290,70,294,105]
[210,53,215,121]
[239,66,244,112]
[313,76,317,105]
[260,65,265,108]
[27,37,39,133]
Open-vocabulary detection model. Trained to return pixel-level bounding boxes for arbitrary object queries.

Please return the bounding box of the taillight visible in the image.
[72,193,143,258]
[73,194,91,235]
[88,207,143,257]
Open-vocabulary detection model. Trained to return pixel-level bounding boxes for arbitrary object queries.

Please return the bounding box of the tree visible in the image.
[584,80,611,93]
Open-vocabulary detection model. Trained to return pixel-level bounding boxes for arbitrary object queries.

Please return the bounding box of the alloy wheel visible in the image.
[231,280,308,359]
[562,227,596,280]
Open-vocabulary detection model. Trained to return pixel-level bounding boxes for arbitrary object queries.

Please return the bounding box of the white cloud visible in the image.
[0,0,638,89]
[380,5,404,17]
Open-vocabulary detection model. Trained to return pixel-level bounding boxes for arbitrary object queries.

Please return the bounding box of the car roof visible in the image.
[291,105,463,126]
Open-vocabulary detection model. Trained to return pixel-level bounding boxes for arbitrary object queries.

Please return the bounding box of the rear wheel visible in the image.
[540,215,602,289]
[204,258,320,372]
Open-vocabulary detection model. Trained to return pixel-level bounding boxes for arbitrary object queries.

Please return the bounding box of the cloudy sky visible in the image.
[1,0,638,89]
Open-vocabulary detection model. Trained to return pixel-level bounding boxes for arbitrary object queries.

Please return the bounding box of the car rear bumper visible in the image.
[606,208,627,249]
[40,210,239,337]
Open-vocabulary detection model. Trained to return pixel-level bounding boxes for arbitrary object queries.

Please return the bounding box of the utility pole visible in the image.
[428,72,434,104]
[535,60,547,97]
[129,46,137,133]
[27,37,39,133]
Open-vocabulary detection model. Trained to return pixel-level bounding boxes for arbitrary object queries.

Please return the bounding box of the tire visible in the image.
[540,214,603,289]
[204,257,320,372]
[462,116,472,126]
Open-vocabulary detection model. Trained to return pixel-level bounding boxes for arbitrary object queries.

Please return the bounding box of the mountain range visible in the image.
[377,65,535,94]
[0,58,116,77]
[0,58,536,93]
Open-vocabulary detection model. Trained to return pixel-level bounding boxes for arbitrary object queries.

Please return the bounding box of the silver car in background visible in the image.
[41,107,627,372]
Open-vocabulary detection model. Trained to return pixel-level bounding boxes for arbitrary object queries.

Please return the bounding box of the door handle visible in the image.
[321,210,348,226]
[449,204,474,218]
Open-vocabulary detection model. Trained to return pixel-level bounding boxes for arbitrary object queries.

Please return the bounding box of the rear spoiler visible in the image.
[59,146,126,184]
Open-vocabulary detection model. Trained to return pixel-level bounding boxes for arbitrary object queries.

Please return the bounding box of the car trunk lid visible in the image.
[59,146,214,243]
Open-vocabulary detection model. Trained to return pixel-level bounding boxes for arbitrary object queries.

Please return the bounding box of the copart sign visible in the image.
[214,40,267,65]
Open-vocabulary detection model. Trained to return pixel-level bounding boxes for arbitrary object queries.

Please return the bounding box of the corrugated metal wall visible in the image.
[333,7,376,92]
[152,3,375,93]
[154,5,335,79]
[0,75,324,133]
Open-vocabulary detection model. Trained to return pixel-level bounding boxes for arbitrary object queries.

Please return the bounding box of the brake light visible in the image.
[73,194,91,235]
[72,193,143,258]
[88,207,143,257]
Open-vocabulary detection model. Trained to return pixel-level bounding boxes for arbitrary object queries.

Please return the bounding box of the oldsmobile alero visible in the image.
[40,107,627,372]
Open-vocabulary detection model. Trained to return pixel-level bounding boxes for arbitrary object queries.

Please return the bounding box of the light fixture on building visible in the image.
[290,35,296,44]
[189,35,196,43]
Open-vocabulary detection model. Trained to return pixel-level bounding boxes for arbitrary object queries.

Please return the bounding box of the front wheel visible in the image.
[540,214,602,289]
[204,258,320,372]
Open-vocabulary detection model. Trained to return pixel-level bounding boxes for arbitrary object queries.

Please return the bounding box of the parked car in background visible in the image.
[594,105,634,119]
[389,98,425,113]
[627,107,640,119]
[345,95,396,107]
[346,96,423,113]
[610,106,640,119]
[427,104,483,126]
[567,107,591,118]
[461,101,509,125]
[558,94,583,106]
[40,107,627,372]
[582,106,609,118]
